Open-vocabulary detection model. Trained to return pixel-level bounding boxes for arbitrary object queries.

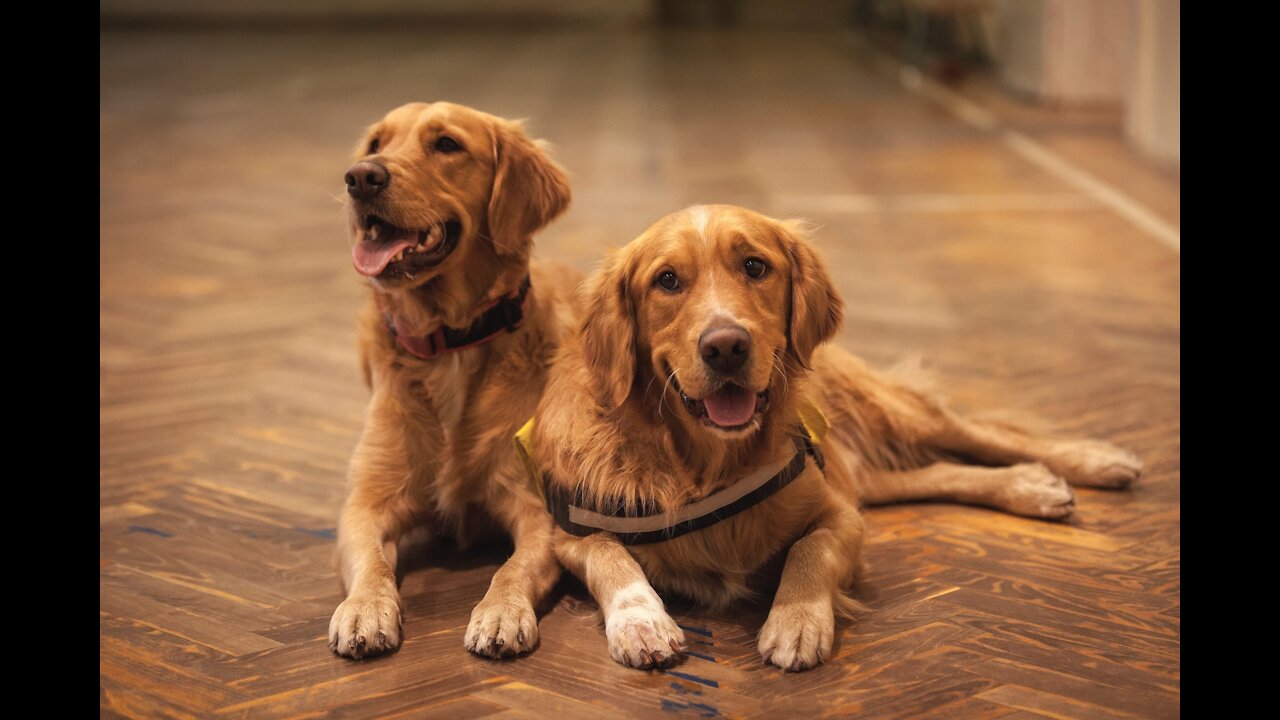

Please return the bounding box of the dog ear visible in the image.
[778,220,843,369]
[487,121,572,257]
[579,250,636,410]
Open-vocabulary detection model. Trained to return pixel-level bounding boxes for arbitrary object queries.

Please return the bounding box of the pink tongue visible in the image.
[703,385,757,427]
[352,230,419,277]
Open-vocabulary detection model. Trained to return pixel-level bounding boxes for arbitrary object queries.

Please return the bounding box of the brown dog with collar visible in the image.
[529,204,1141,671]
[329,102,577,659]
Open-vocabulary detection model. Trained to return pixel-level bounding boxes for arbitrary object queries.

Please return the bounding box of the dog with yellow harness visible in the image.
[517,204,1142,672]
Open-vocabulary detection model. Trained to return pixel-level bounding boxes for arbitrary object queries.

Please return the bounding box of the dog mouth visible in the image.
[352,215,462,279]
[668,367,770,431]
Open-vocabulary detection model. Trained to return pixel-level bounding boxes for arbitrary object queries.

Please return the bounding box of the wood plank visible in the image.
[967,657,1179,718]
[977,684,1140,720]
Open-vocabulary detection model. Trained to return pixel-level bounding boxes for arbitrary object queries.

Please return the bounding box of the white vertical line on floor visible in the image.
[884,50,1180,253]
[1001,132,1180,251]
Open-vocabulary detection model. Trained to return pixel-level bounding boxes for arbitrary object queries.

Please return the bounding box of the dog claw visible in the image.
[606,602,686,670]
[466,599,537,659]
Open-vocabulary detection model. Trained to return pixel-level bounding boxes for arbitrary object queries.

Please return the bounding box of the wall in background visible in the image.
[1126,0,1179,163]
[992,0,1178,164]
[101,0,861,27]
[993,0,1133,105]
[101,0,652,25]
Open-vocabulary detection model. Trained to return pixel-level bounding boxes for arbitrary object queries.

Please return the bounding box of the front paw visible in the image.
[328,589,402,659]
[1047,441,1143,488]
[465,597,538,658]
[758,601,834,672]
[606,605,686,669]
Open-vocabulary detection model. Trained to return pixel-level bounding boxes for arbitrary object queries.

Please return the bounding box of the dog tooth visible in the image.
[421,225,443,250]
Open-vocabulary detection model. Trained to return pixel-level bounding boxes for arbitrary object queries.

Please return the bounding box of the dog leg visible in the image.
[465,506,559,658]
[329,387,424,659]
[818,347,1140,488]
[557,533,686,669]
[758,506,864,672]
[862,461,1076,519]
[930,411,1142,489]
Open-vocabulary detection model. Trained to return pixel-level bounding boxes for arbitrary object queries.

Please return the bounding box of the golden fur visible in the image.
[329,102,577,659]
[531,204,1142,671]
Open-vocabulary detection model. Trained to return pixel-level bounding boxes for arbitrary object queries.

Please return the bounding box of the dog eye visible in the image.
[367,138,380,155]
[434,136,462,153]
[744,258,768,278]
[656,271,681,292]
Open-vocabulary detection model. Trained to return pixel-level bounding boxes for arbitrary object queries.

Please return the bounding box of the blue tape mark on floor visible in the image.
[294,527,337,540]
[660,699,720,717]
[127,525,173,538]
[666,670,719,688]
[677,623,714,638]
[669,681,703,696]
[684,649,717,662]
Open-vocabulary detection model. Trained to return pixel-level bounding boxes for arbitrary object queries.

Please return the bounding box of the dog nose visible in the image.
[699,324,751,374]
[345,161,389,200]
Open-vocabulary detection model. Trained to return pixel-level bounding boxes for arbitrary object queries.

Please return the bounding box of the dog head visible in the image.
[581,205,842,440]
[345,102,570,291]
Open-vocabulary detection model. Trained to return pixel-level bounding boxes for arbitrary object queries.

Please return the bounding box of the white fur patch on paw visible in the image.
[998,463,1076,519]
[758,600,834,672]
[1048,441,1143,489]
[465,597,539,658]
[604,582,686,669]
[328,588,402,659]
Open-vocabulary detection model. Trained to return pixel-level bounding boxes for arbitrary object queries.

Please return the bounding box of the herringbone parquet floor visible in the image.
[100,27,1180,718]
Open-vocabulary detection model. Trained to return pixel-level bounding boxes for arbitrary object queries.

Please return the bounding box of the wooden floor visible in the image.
[100,27,1180,719]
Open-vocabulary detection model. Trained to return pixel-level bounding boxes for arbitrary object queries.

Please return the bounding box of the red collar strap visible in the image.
[383,276,532,360]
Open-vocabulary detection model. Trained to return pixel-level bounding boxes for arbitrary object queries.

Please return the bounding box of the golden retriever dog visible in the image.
[528,204,1141,672]
[329,102,577,659]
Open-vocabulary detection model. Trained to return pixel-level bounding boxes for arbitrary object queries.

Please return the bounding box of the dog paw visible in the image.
[997,463,1076,519]
[606,605,686,669]
[328,589,402,659]
[758,601,834,672]
[1046,441,1143,489]
[465,597,538,658]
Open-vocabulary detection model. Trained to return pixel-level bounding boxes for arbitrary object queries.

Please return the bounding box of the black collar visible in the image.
[384,276,531,360]
[543,429,825,545]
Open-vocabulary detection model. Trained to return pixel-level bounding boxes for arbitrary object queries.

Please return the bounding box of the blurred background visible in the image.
[101,2,1179,717]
